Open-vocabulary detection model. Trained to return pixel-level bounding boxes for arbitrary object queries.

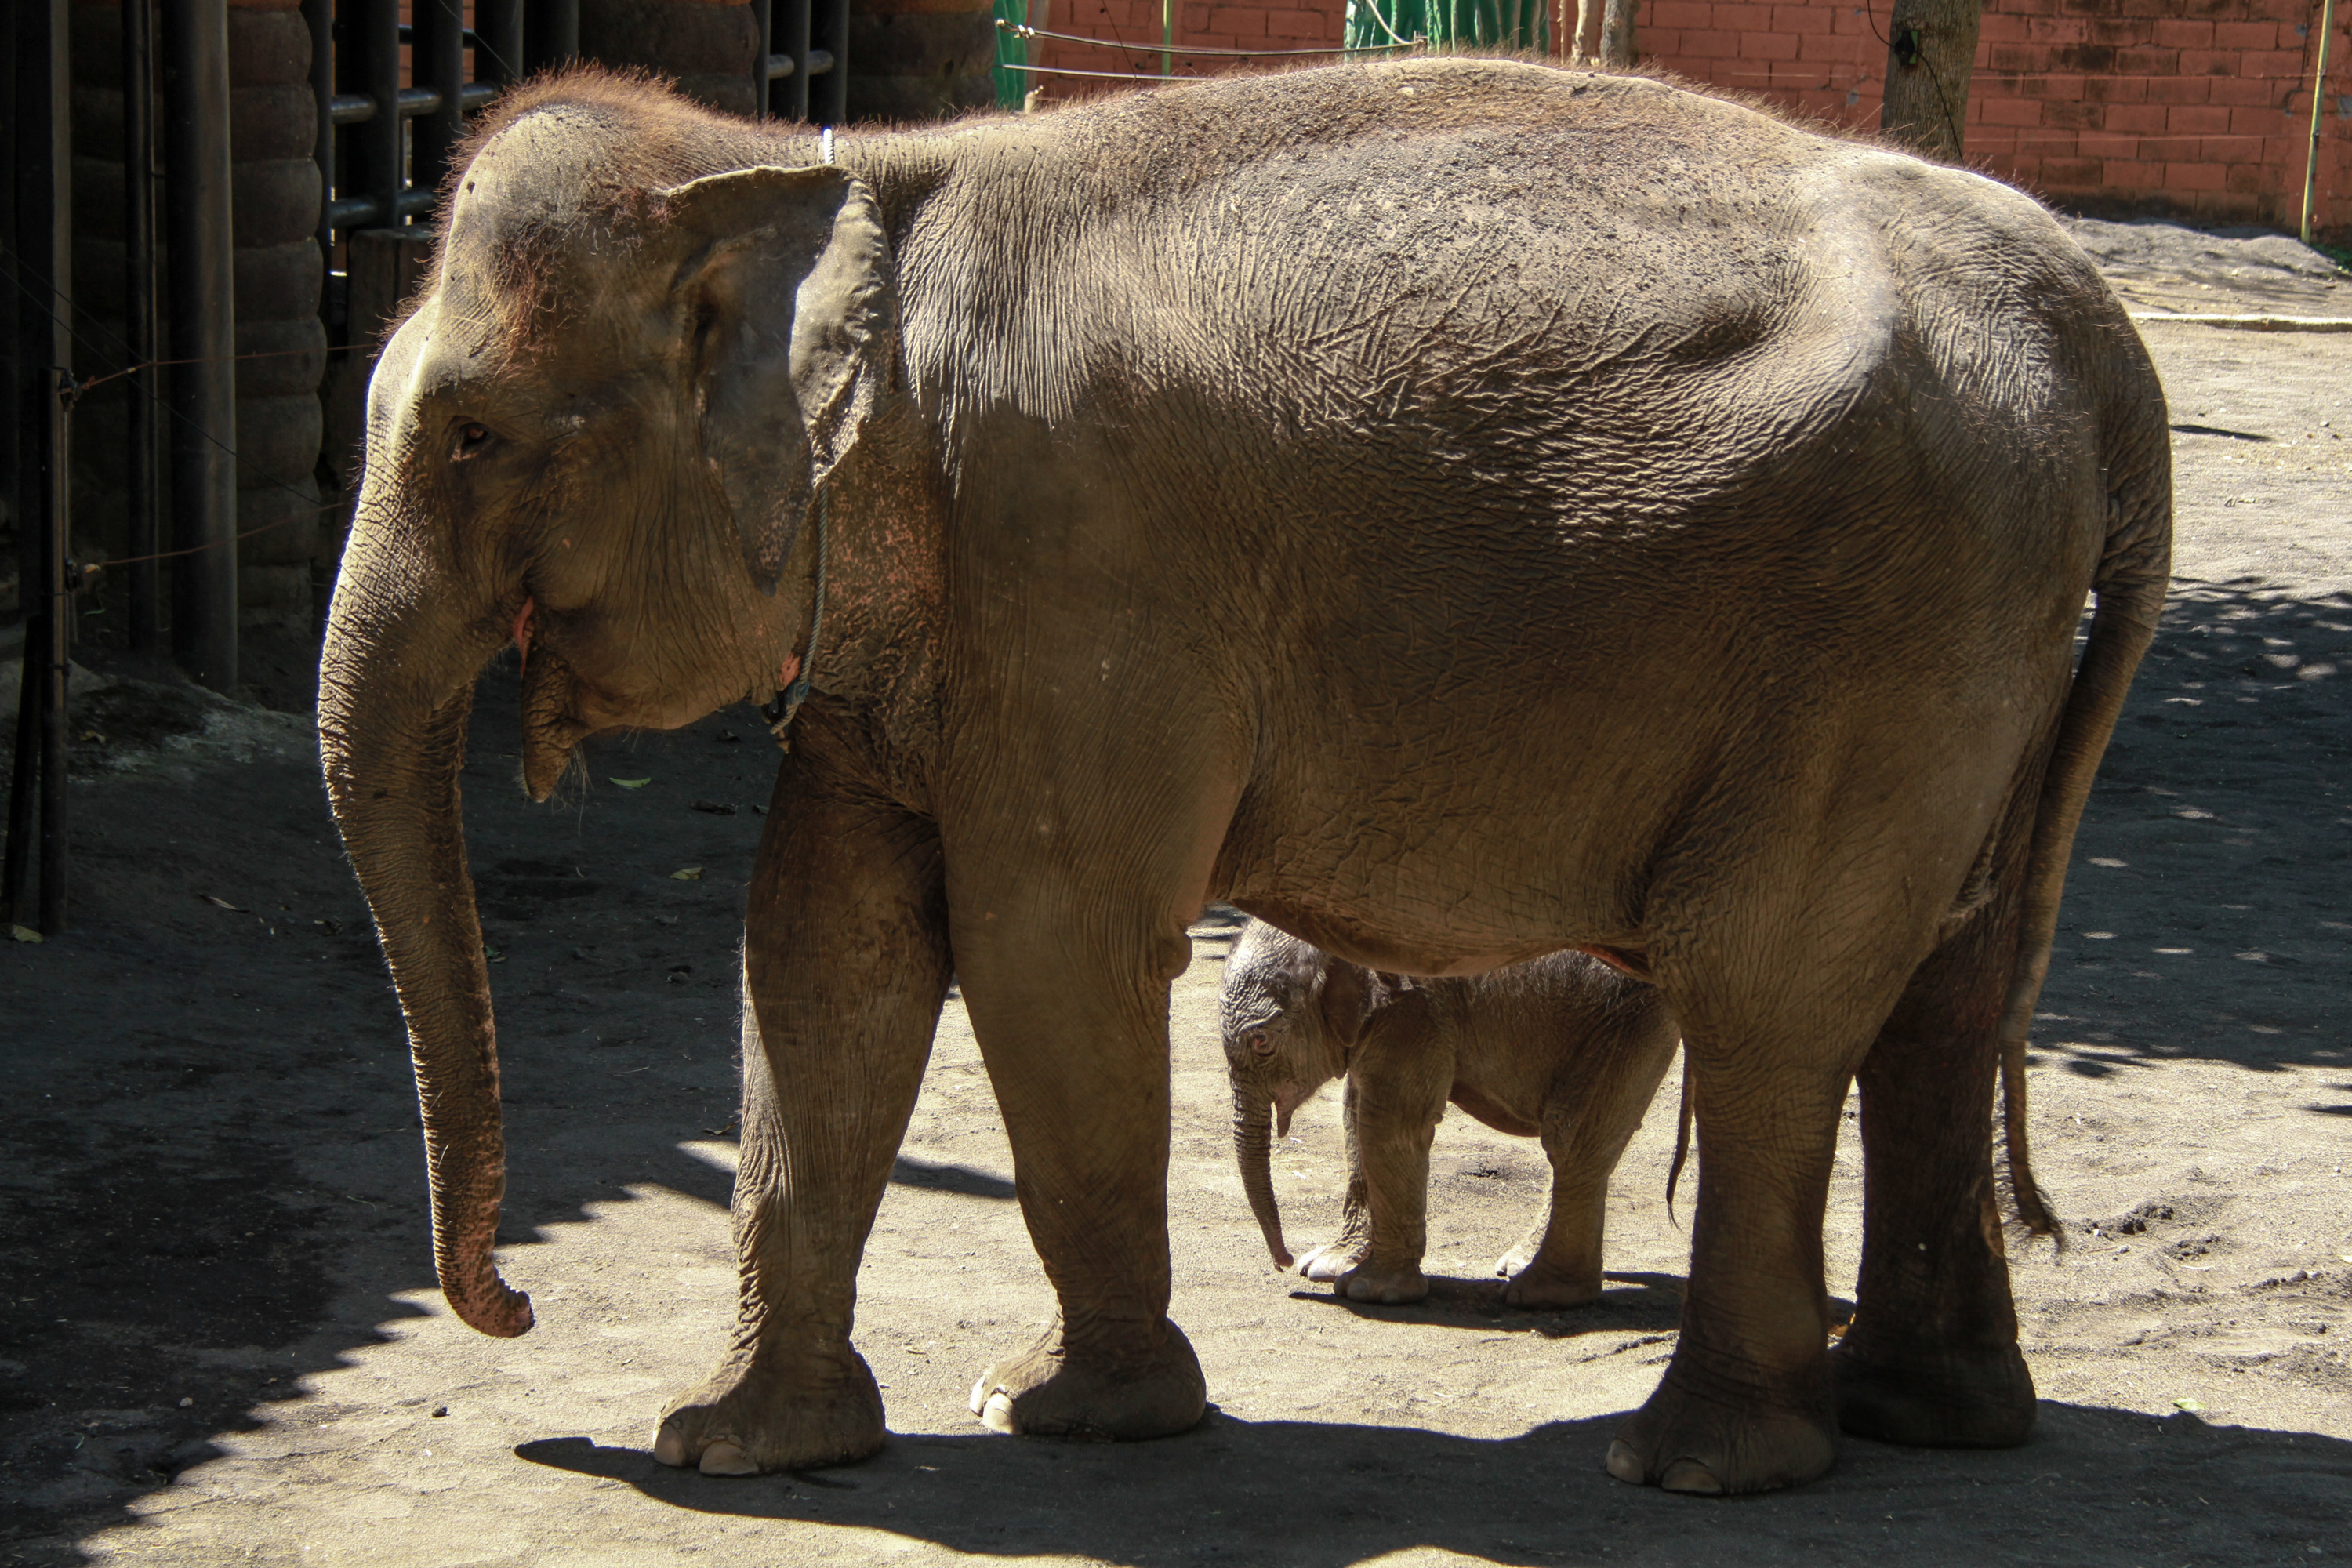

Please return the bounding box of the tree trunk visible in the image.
[1879,0,1984,162]
[1598,0,1635,67]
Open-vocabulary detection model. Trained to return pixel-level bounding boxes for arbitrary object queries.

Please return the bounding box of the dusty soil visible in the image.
[3,222,2350,1566]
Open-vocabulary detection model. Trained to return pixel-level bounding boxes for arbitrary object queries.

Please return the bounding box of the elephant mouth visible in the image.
[518,643,593,800]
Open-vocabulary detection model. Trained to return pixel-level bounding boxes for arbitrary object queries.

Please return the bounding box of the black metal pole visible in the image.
[303,0,333,281]
[39,366,70,934]
[412,0,468,204]
[752,0,771,118]
[478,0,524,86]
[0,0,29,926]
[524,0,579,76]
[813,0,848,124]
[125,0,161,654]
[349,0,401,229]
[779,0,812,120]
[162,0,238,692]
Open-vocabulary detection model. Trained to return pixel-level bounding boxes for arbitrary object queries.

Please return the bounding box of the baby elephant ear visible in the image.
[654,165,896,594]
[1319,961,1385,1048]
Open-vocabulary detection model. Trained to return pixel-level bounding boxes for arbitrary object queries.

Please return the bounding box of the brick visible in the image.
[2166,160,2228,191]
[1976,11,2028,42]
[2210,20,2276,49]
[2104,101,2168,132]
[2082,74,2148,103]
[2042,98,2105,129]
[1206,5,1267,34]
[2102,157,2166,188]
[2026,15,2088,42]
[1773,3,1832,34]
[2087,16,2153,45]
[1680,27,1742,55]
[1980,94,2045,126]
[2020,72,2087,100]
[2138,134,2201,160]
[1261,8,1328,37]
[2078,129,2139,158]
[2038,156,2099,184]
[2146,74,2213,103]
[2227,103,2285,136]
[2111,45,2177,71]
[1712,2,1776,29]
[2240,49,2307,76]
[2166,103,2232,132]
[1651,1,1712,28]
[1986,42,2044,69]
[2224,160,2268,193]
[2151,18,2212,48]
[1797,30,1863,59]
[2201,75,2277,107]
[1747,31,1802,58]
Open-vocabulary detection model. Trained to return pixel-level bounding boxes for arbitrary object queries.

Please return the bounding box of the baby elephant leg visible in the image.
[1501,1015,1679,1308]
[1298,1078,1376,1282]
[1324,1039,1450,1305]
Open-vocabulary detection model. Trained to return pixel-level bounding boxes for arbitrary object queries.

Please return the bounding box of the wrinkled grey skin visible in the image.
[1222,920,1679,1307]
[318,58,2169,1495]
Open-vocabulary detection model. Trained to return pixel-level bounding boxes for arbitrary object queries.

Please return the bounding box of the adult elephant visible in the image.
[318,59,2169,1494]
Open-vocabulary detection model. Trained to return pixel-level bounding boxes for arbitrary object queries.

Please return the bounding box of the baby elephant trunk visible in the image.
[1232,1087,1293,1270]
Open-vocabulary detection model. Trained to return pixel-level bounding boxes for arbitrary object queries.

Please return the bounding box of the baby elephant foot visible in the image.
[1497,1254,1603,1309]
[652,1345,885,1476]
[1606,1354,1838,1495]
[968,1318,1206,1442]
[1830,1334,2037,1449]
[1336,1261,1429,1305]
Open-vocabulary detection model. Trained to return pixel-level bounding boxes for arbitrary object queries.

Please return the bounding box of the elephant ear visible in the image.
[654,165,895,594]
[1319,963,1386,1049]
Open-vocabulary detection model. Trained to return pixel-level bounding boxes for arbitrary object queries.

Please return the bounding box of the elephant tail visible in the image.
[1996,399,2173,1244]
[1664,1057,1692,1229]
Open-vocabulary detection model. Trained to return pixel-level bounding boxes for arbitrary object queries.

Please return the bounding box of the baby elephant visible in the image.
[1221,919,1679,1307]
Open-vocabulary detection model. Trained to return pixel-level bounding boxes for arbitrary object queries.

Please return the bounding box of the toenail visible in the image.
[978,1391,1020,1434]
[1605,1439,1646,1484]
[1660,1457,1724,1495]
[699,1439,757,1476]
[651,1425,691,1468]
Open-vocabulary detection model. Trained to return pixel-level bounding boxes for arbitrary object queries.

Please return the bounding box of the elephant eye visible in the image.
[1248,1031,1275,1057]
[453,421,492,459]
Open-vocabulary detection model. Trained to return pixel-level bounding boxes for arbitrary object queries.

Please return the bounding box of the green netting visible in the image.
[994,0,1028,110]
[1342,0,1545,53]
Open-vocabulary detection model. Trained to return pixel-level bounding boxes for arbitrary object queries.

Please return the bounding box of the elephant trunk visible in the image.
[318,521,532,1338]
[1233,1086,1292,1270]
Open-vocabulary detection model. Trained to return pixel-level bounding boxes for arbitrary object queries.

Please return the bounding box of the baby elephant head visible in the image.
[1221,919,1392,1270]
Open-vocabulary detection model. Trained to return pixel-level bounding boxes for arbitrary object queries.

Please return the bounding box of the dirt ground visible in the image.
[3,220,2350,1567]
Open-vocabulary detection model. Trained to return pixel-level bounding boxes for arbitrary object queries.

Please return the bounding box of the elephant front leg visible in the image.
[1296,1076,1376,1283]
[956,902,1207,1442]
[653,752,951,1475]
[1831,897,2037,1449]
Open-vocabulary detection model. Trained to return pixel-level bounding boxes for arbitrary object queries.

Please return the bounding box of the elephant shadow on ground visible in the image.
[1288,1270,1858,1347]
[516,1400,2350,1566]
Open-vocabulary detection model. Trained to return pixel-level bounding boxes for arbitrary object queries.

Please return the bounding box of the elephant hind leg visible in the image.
[1831,866,2038,1450]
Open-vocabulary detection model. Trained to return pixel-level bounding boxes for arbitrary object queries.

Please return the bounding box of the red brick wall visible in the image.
[1027,0,2352,238]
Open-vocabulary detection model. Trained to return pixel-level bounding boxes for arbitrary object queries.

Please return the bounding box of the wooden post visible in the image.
[2306,0,2339,245]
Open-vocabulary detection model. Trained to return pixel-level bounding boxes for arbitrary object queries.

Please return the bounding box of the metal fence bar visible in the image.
[124,0,162,652]
[162,0,238,695]
[524,0,579,76]
[812,0,848,122]
[411,0,469,202]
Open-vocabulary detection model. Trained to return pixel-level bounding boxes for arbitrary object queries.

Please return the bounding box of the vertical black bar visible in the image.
[349,0,401,228]
[304,0,332,263]
[1,0,34,924]
[812,0,847,124]
[125,0,161,653]
[752,0,771,118]
[478,0,524,85]
[523,0,578,74]
[162,0,238,692]
[779,0,811,120]
[412,0,466,202]
[39,368,69,934]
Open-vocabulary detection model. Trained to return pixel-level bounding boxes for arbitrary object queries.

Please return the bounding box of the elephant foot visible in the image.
[1830,1334,2037,1448]
[652,1345,885,1475]
[1335,1261,1429,1305]
[1498,1254,1602,1309]
[967,1317,1206,1442]
[1297,1243,1367,1283]
[1605,1354,1838,1495]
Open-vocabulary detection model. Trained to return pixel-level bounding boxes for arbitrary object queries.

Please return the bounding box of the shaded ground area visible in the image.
[2,225,2350,1566]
